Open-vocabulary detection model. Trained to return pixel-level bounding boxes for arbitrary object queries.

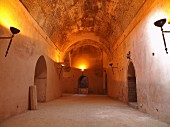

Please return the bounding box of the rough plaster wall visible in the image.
[70,45,103,69]
[108,0,170,124]
[46,57,62,102]
[61,68,81,93]
[102,52,110,69]
[0,0,61,120]
[62,68,103,94]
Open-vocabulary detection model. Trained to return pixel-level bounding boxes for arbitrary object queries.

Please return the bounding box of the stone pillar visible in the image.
[29,85,37,110]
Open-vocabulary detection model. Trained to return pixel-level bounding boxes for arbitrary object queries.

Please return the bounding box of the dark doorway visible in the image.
[78,75,89,88]
[78,75,89,94]
[127,62,137,102]
[34,56,47,102]
[104,70,108,95]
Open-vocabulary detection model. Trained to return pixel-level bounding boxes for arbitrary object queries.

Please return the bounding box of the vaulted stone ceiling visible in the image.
[20,0,146,60]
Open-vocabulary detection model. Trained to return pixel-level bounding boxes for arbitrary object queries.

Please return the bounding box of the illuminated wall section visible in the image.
[146,0,170,55]
[62,45,104,94]
[0,0,62,120]
[108,0,170,124]
[0,0,60,62]
[0,2,20,29]
[70,45,103,70]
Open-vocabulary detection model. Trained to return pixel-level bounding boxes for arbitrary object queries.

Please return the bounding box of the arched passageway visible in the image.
[34,56,47,102]
[78,75,89,94]
[127,62,137,103]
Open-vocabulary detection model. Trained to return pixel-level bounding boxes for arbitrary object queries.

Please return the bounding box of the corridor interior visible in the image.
[0,94,169,127]
[0,0,170,126]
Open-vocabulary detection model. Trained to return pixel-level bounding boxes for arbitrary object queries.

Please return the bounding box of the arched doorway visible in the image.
[127,62,137,103]
[34,56,47,102]
[103,70,108,95]
[78,75,89,94]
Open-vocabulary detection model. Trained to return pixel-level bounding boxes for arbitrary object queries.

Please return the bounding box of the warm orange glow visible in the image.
[147,7,170,53]
[80,65,86,71]
[168,18,170,24]
[72,58,89,70]
[0,4,19,29]
[61,64,65,67]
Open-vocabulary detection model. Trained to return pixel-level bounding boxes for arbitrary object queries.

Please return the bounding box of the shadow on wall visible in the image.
[0,25,37,59]
[34,55,47,102]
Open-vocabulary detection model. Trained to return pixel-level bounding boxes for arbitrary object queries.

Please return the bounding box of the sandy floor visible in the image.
[0,94,169,127]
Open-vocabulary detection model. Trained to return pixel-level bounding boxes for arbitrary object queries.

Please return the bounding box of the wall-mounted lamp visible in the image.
[109,63,118,74]
[127,51,131,60]
[0,27,20,57]
[154,18,170,54]
[61,63,65,67]
[81,68,84,75]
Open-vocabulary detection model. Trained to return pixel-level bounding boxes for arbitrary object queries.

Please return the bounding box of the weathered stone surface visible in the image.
[20,0,146,50]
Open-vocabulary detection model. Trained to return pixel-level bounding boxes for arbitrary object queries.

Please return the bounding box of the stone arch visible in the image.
[62,39,112,61]
[127,62,137,102]
[78,75,89,88]
[78,75,89,94]
[34,55,47,102]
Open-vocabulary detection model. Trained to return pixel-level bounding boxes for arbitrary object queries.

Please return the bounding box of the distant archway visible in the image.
[78,75,89,88]
[34,56,47,102]
[78,75,89,94]
[127,62,137,102]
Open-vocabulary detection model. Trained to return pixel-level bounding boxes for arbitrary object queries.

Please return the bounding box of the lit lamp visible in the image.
[81,68,84,72]
[81,67,84,75]
[61,63,65,67]
[154,18,170,54]
[79,65,85,75]
[0,27,20,57]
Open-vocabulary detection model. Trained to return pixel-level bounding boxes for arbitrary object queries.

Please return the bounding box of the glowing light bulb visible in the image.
[80,65,86,71]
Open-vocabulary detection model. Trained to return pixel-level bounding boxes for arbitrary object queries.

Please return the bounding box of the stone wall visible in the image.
[61,68,104,94]
[0,0,61,120]
[107,0,170,124]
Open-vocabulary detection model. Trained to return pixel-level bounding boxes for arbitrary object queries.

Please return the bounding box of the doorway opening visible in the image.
[127,62,137,108]
[34,56,47,102]
[78,75,89,94]
[103,70,108,95]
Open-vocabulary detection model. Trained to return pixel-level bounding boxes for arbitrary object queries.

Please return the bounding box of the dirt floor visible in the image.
[0,94,169,127]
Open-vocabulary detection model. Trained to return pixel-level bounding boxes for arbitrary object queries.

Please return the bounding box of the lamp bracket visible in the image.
[0,27,20,57]
[154,19,169,54]
[127,51,131,60]
[163,31,170,33]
